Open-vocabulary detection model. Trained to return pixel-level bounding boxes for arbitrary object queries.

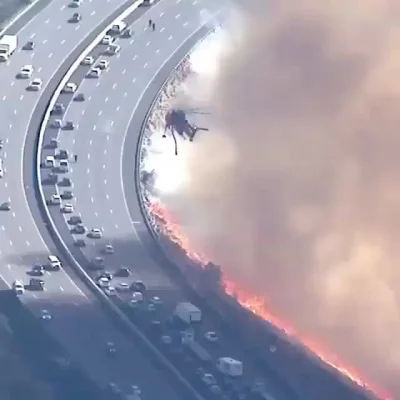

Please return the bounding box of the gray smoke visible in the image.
[162,0,400,396]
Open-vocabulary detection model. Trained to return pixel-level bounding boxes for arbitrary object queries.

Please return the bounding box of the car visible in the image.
[61,203,74,213]
[103,244,114,254]
[101,35,113,45]
[97,277,110,289]
[59,177,72,187]
[74,238,86,247]
[128,299,139,309]
[130,280,146,292]
[88,228,102,239]
[88,67,101,78]
[142,0,156,5]
[147,303,156,312]
[161,335,172,345]
[48,255,61,270]
[46,173,58,184]
[132,291,143,302]
[81,55,94,65]
[89,257,105,270]
[57,160,69,173]
[68,215,82,225]
[150,296,162,305]
[28,78,42,91]
[0,157,3,178]
[71,224,86,234]
[97,59,109,69]
[31,264,44,276]
[204,331,219,343]
[106,342,116,354]
[48,138,59,149]
[63,82,77,93]
[116,266,130,277]
[23,41,35,50]
[0,201,10,211]
[61,190,73,200]
[121,28,132,38]
[56,149,69,160]
[51,103,65,115]
[41,310,52,320]
[104,287,117,297]
[12,280,24,295]
[73,92,85,101]
[18,65,33,78]
[69,12,81,22]
[105,44,120,55]
[130,385,141,396]
[30,278,44,291]
[51,119,63,129]
[115,283,130,292]
[47,194,61,205]
[202,373,217,386]
[69,0,82,7]
[63,121,75,130]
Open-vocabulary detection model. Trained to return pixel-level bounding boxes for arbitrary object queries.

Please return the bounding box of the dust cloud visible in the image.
[161,0,400,396]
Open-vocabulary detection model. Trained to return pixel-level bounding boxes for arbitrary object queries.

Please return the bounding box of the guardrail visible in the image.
[35,2,207,400]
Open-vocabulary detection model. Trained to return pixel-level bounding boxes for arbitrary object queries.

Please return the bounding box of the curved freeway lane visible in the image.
[0,0,186,397]
[37,1,303,400]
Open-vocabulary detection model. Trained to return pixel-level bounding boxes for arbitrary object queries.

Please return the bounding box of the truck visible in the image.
[173,302,202,325]
[216,357,243,377]
[0,35,18,61]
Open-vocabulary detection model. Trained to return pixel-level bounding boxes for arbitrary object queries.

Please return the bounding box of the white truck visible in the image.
[216,357,243,377]
[0,35,18,61]
[173,302,202,324]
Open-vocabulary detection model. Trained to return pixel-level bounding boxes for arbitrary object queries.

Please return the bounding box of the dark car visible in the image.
[61,190,73,200]
[130,280,146,293]
[116,266,130,277]
[63,121,75,130]
[29,278,44,291]
[46,173,58,184]
[31,264,45,276]
[69,12,81,23]
[0,202,11,211]
[74,238,86,247]
[48,138,59,149]
[73,92,85,101]
[68,215,82,225]
[71,224,86,234]
[23,41,35,50]
[56,149,69,160]
[59,177,72,187]
[121,28,132,38]
[51,103,65,115]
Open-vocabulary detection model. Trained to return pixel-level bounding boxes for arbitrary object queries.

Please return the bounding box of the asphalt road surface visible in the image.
[0,0,188,397]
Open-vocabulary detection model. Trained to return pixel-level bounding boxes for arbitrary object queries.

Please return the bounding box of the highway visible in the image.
[0,0,187,397]
[37,1,303,400]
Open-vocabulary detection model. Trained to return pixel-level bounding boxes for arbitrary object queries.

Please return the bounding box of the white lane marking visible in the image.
[156,49,160,54]
[87,168,90,174]
[38,67,42,72]
[160,12,164,17]
[89,140,92,146]
[30,33,35,39]
[8,124,12,129]
[146,41,150,47]
[75,26,80,31]
[93,125,96,131]
[88,182,91,188]
[90,10,95,16]
[81,109,85,115]
[98,110,102,116]
[61,39,65,45]
[110,121,114,127]
[110,209,113,214]
[12,212,15,218]
[103,164,106,169]
[2,95,6,100]
[129,39,134,45]
[9,240,12,246]
[122,69,126,75]
[183,21,188,27]
[112,83,117,89]
[91,197,94,203]
[106,194,109,200]
[26,240,30,247]
[14,109,17,115]
[42,39,47,44]
[104,149,107,155]
[60,286,64,292]
[168,35,173,40]
[48,53,53,58]
[175,13,180,19]
[106,135,110,141]
[114,224,118,229]
[57,25,61,30]
[104,179,107,184]
[116,106,120,111]
[96,81,100,87]
[18,226,22,232]
[10,81,14,86]
[133,54,137,60]
[105,97,108,102]
[143,63,147,69]
[60,4,65,10]
[124,92,127,97]
[132,77,136,83]
[45,19,50,24]
[88,153,91,160]
[160,27,165,33]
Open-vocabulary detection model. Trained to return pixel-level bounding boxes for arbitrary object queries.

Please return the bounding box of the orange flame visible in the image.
[149,200,392,400]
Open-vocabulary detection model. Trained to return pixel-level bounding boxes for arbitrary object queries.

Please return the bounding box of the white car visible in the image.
[101,35,113,45]
[50,194,61,205]
[69,0,82,7]
[97,277,110,289]
[48,255,61,269]
[63,82,77,93]
[104,287,117,297]
[61,203,74,213]
[88,67,101,78]
[29,78,42,91]
[204,331,219,343]
[98,59,109,70]
[89,228,102,238]
[19,65,33,78]
[81,56,94,65]
[103,244,114,254]
[12,280,24,295]
[115,283,130,292]
[41,310,52,320]
[150,296,162,305]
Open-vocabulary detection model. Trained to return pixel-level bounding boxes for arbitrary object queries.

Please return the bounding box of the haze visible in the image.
[160,0,400,396]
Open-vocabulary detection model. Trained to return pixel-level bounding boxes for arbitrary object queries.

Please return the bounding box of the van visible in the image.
[45,156,55,168]
[110,20,127,34]
[106,44,120,55]
[47,255,61,270]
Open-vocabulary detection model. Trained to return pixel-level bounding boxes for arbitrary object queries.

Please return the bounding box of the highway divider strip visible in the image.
[0,0,40,35]
[35,2,208,400]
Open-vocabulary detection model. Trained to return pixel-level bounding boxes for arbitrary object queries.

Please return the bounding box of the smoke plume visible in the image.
[162,0,400,396]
